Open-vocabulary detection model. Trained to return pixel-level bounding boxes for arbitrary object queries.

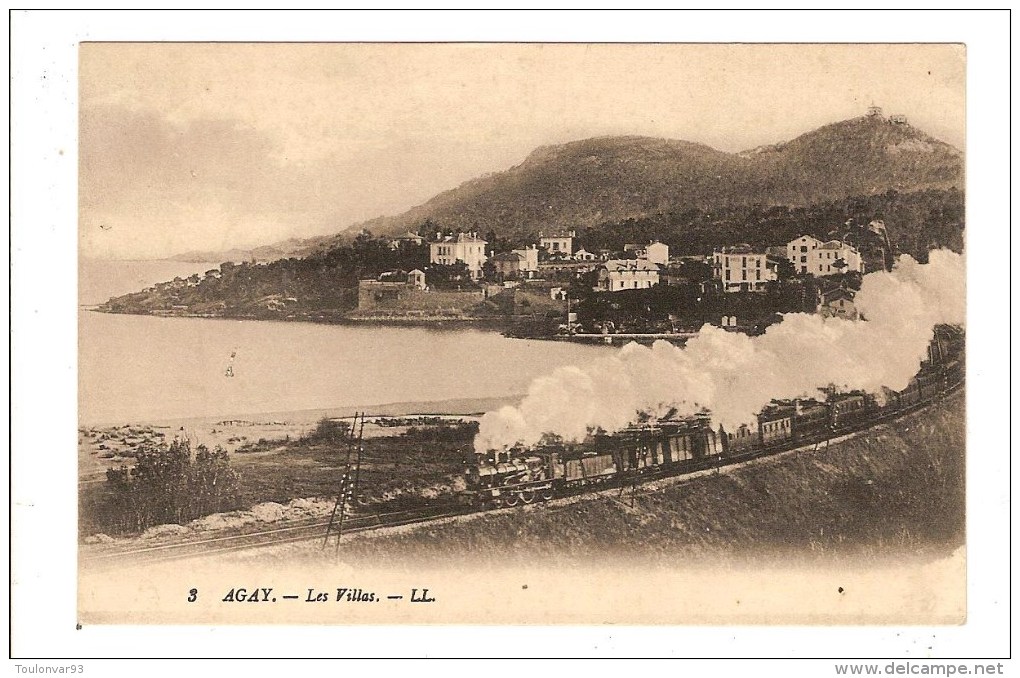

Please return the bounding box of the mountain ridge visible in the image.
[169,114,963,263]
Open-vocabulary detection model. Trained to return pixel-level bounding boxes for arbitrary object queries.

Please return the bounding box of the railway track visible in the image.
[81,502,471,567]
[81,376,963,567]
[542,382,964,517]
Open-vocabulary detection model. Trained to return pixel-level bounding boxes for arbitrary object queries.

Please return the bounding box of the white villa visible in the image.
[712,245,778,293]
[430,233,488,279]
[595,259,661,292]
[786,235,864,276]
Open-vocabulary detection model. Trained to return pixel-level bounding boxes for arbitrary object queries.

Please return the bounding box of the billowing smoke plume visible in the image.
[474,250,965,453]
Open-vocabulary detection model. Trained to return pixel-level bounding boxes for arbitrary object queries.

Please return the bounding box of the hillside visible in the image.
[174,113,963,263]
[344,114,962,243]
[225,392,965,572]
[99,113,964,321]
[168,235,334,264]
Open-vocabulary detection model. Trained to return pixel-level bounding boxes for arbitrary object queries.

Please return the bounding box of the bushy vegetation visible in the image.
[375,416,468,428]
[100,232,428,318]
[96,117,963,324]
[98,186,962,326]
[573,270,862,334]
[220,419,478,512]
[401,421,480,444]
[576,189,964,262]
[351,118,961,246]
[307,417,353,443]
[282,395,965,568]
[95,439,243,534]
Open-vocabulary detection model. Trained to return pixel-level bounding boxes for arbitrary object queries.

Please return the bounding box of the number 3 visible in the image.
[188,588,198,603]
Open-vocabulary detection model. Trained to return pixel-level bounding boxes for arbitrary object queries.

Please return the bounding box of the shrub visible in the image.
[100,438,242,534]
[402,421,479,443]
[307,417,353,443]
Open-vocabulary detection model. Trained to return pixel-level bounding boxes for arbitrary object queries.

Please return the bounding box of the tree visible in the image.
[775,258,797,281]
[426,261,472,289]
[103,438,241,534]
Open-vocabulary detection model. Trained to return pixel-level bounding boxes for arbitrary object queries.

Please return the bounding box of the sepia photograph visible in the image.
[74,40,969,626]
[9,8,1012,666]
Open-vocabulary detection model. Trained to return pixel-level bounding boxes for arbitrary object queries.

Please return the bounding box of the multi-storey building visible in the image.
[595,259,660,292]
[429,233,488,279]
[712,245,778,293]
[786,235,864,276]
[512,246,539,277]
[540,231,575,257]
[624,241,670,266]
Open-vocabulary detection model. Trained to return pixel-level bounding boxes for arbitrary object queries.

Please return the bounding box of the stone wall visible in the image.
[355,281,486,315]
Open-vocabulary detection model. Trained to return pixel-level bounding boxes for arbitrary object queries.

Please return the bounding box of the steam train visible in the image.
[463,326,964,508]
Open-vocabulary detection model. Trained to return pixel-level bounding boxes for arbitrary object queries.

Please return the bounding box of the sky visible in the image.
[79,43,966,260]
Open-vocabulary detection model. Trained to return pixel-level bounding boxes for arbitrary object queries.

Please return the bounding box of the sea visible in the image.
[78,259,612,425]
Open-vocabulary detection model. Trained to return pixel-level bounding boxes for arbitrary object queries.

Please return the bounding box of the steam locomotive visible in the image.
[463,326,963,508]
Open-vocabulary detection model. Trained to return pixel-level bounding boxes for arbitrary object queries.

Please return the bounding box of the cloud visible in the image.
[475,250,965,453]
[80,104,359,258]
[78,103,537,259]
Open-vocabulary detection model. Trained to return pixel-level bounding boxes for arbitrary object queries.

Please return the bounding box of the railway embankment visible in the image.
[232,390,964,568]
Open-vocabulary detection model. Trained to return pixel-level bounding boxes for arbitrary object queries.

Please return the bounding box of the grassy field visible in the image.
[80,418,477,536]
[256,392,965,568]
[229,419,475,508]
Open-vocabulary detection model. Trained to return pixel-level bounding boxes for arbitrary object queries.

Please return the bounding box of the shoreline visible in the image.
[84,307,707,345]
[78,393,520,485]
[85,306,547,336]
[79,393,522,431]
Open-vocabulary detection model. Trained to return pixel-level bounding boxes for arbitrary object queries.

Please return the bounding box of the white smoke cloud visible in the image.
[474,249,965,453]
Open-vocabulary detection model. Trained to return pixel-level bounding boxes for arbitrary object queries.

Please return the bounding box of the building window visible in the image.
[755,270,760,281]
[800,256,807,263]
[800,246,807,253]
[742,257,747,268]
[725,270,730,281]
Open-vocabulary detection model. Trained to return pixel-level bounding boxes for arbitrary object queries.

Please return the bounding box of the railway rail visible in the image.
[81,502,471,567]
[81,372,962,568]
